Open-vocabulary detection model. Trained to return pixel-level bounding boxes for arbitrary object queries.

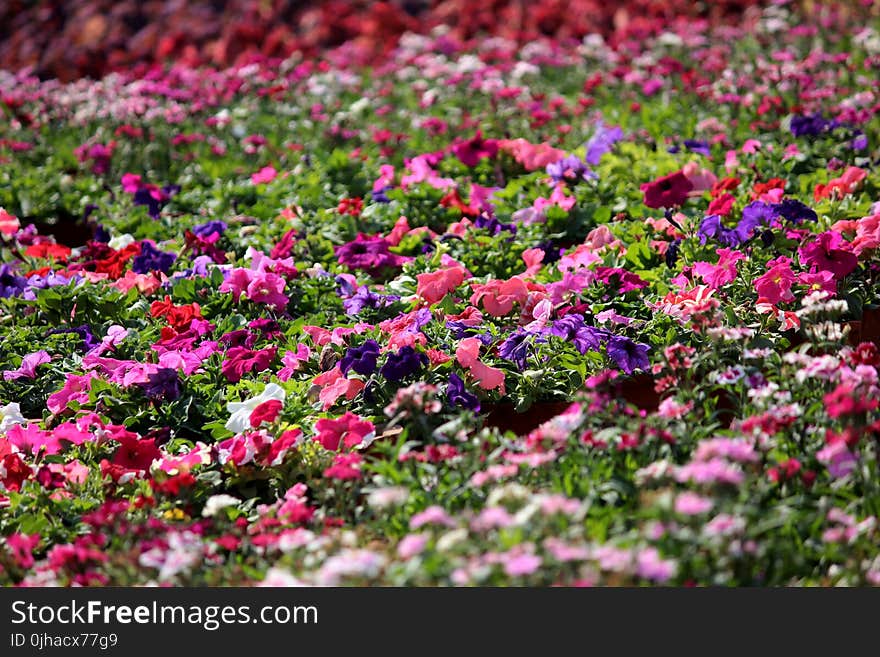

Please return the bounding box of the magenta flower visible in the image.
[3,350,51,381]
[451,131,498,167]
[798,231,859,280]
[754,257,796,304]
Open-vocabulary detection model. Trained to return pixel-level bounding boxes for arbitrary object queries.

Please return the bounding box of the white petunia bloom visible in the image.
[225,383,286,434]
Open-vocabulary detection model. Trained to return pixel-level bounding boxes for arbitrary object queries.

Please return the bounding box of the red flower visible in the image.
[640,170,693,208]
[314,412,374,451]
[112,432,161,472]
[1,453,31,491]
[150,296,202,330]
[249,399,283,428]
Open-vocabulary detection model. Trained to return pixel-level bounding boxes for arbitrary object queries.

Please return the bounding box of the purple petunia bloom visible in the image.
[772,199,817,224]
[790,113,838,137]
[499,331,532,370]
[0,264,27,298]
[546,155,594,183]
[340,340,381,376]
[606,336,650,374]
[335,234,409,277]
[447,372,480,412]
[585,121,624,165]
[683,139,711,156]
[132,241,176,274]
[139,368,181,401]
[192,220,228,238]
[379,346,428,382]
[49,325,100,351]
[3,350,52,381]
[549,315,606,354]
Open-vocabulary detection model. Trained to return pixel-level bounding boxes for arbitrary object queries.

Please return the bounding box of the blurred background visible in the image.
[0,0,872,80]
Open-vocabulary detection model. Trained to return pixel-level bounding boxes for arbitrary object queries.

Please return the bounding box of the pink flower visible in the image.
[754,257,796,304]
[469,276,529,316]
[312,367,366,410]
[416,266,467,305]
[323,452,363,480]
[0,207,20,235]
[636,548,676,582]
[817,440,857,479]
[397,533,429,559]
[814,166,866,201]
[3,350,51,381]
[451,131,498,167]
[251,166,277,185]
[797,270,837,295]
[455,337,506,393]
[640,170,693,208]
[798,231,858,280]
[692,248,746,289]
[503,551,543,577]
[674,492,713,515]
[410,505,455,529]
[47,373,95,414]
[277,344,311,381]
[314,412,374,451]
[682,161,717,194]
[497,138,566,171]
[245,271,289,310]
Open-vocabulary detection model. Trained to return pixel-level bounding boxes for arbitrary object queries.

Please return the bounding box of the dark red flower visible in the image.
[640,170,693,208]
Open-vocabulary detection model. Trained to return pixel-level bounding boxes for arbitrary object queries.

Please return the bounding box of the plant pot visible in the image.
[482,400,574,435]
[860,307,880,346]
[614,373,660,412]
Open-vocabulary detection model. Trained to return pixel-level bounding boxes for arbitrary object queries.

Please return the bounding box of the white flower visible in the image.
[225,383,286,434]
[201,494,241,518]
[108,233,135,250]
[0,402,26,432]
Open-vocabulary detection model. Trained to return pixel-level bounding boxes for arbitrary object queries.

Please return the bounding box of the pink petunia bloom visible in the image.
[754,256,796,304]
[245,271,289,310]
[640,170,693,208]
[798,231,858,280]
[797,270,837,296]
[314,412,375,451]
[251,166,277,185]
[312,367,366,410]
[497,138,566,171]
[0,207,20,235]
[470,276,529,316]
[221,346,277,383]
[416,265,467,305]
[682,161,717,195]
[455,337,505,393]
[451,132,498,167]
[692,248,746,289]
[3,350,51,381]
[46,373,96,414]
[277,344,312,381]
[814,166,866,201]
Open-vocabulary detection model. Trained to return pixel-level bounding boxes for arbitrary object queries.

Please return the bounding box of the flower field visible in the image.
[1,1,880,586]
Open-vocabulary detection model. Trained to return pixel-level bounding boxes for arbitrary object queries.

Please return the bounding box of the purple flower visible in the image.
[447,372,480,412]
[683,139,711,156]
[585,121,624,165]
[499,331,532,370]
[49,325,100,351]
[546,155,594,183]
[606,336,650,374]
[379,346,427,382]
[340,340,381,376]
[139,368,181,401]
[474,213,516,236]
[192,220,227,238]
[3,350,51,381]
[0,264,27,298]
[335,233,408,277]
[549,315,606,354]
[132,241,176,274]
[790,113,838,137]
[772,199,817,224]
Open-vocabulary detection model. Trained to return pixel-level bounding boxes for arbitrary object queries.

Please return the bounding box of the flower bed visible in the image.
[1,2,880,586]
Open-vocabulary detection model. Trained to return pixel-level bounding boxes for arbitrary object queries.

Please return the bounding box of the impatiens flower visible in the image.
[3,350,51,381]
[225,383,286,434]
[640,170,693,208]
[314,412,374,451]
[606,336,650,374]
